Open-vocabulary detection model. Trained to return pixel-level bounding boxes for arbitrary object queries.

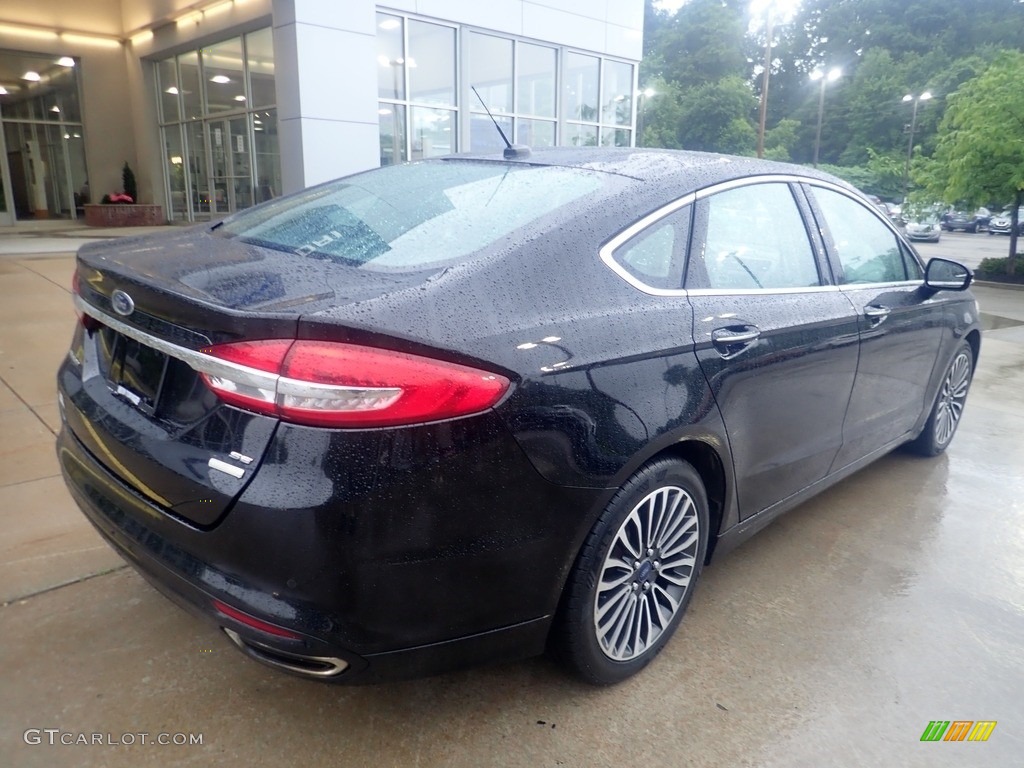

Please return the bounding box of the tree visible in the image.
[920,51,1024,270]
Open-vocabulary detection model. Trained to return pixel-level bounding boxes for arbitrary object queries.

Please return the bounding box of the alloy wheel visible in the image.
[934,351,972,447]
[593,486,700,661]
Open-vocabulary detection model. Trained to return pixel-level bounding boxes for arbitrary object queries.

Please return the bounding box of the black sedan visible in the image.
[58,149,980,685]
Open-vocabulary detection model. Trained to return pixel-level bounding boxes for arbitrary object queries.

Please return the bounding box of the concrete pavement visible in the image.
[1,228,1022,767]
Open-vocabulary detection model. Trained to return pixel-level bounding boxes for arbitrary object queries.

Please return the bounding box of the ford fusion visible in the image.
[57,148,979,684]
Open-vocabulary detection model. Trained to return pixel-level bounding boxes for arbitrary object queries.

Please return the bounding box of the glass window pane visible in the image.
[409,107,454,159]
[376,13,404,100]
[254,109,280,202]
[186,121,210,218]
[602,60,633,126]
[700,184,821,290]
[614,211,689,290]
[410,107,455,159]
[163,127,188,221]
[378,103,406,166]
[563,53,599,122]
[51,62,81,123]
[565,123,598,147]
[469,113,512,153]
[218,163,605,271]
[517,118,555,147]
[246,28,276,108]
[813,187,907,284]
[408,21,455,106]
[469,33,512,114]
[517,43,556,117]
[601,127,632,147]
[157,58,180,122]
[202,37,246,114]
[179,52,202,120]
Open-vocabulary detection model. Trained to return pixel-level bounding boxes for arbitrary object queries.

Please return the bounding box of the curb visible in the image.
[974,280,1024,292]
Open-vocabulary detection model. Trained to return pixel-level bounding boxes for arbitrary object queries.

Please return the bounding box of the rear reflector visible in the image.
[212,599,302,639]
[198,339,510,428]
[71,270,100,331]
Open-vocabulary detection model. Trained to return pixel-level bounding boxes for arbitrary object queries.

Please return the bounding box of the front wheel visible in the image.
[552,458,709,684]
[908,342,974,456]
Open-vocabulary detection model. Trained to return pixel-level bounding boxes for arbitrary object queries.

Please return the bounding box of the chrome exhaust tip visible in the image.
[223,627,349,678]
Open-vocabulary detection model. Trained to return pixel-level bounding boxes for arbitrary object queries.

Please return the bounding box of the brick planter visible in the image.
[83,203,165,227]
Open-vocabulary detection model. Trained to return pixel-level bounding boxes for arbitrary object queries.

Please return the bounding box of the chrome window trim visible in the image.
[687,285,844,297]
[600,174,874,297]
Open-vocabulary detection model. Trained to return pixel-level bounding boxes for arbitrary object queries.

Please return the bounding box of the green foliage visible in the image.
[920,51,1024,264]
[763,119,801,162]
[122,162,138,204]
[977,257,1023,281]
[676,77,758,153]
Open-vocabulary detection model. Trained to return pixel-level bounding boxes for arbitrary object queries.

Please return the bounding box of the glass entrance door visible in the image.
[208,116,252,217]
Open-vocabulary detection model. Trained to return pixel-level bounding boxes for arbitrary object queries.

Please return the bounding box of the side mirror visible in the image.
[924,258,972,291]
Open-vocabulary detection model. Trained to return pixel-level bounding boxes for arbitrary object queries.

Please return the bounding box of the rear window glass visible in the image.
[216,160,603,272]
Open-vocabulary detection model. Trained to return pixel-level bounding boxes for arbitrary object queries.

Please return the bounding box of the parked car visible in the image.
[905,216,942,242]
[941,210,978,232]
[988,207,1024,235]
[57,149,980,685]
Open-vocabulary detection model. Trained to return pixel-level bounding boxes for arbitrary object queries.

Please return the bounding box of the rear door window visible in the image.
[688,183,821,290]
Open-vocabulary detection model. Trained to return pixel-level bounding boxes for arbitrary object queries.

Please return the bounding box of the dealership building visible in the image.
[0,0,644,226]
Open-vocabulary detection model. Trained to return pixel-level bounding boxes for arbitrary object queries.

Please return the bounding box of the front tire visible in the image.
[552,459,709,685]
[908,342,974,456]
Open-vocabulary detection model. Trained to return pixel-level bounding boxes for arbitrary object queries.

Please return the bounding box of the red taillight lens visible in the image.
[199,339,510,428]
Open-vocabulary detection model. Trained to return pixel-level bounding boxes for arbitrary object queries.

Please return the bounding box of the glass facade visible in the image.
[376,12,635,164]
[0,50,87,221]
[155,28,279,222]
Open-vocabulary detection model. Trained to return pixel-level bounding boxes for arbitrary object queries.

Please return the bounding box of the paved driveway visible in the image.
[2,250,1022,767]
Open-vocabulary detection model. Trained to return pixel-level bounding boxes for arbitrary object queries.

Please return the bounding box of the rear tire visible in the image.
[908,342,974,456]
[552,458,709,685]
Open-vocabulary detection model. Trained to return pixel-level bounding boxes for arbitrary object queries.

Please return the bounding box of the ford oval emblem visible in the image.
[111,289,135,317]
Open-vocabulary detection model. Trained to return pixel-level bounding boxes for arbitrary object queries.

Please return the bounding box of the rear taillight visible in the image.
[198,339,510,428]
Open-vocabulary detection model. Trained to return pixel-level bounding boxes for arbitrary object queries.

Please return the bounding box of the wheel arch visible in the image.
[636,439,729,565]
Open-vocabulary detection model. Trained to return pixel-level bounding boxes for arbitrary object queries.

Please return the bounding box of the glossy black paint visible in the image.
[57,148,981,682]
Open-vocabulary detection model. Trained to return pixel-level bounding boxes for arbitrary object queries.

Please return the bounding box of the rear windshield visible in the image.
[217,160,604,272]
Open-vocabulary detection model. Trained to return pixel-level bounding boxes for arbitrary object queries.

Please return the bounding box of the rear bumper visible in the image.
[57,404,600,681]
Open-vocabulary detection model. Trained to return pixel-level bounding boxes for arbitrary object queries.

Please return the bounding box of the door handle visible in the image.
[864,305,891,324]
[712,328,760,345]
[711,327,761,357]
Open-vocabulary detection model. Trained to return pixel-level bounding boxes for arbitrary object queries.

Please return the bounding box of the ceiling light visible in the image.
[210,75,230,84]
[64,133,70,139]
[165,86,179,95]
[23,71,41,81]
[0,86,7,95]
[379,19,400,30]
[378,108,392,115]
[58,56,75,67]
[233,95,246,102]
[50,105,61,112]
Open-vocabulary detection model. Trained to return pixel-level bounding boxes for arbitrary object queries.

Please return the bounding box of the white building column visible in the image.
[272,0,380,194]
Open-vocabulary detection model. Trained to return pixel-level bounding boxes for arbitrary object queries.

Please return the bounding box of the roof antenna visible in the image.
[471,85,531,160]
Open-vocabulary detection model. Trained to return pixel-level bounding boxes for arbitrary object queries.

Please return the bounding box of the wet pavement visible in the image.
[1,238,1022,767]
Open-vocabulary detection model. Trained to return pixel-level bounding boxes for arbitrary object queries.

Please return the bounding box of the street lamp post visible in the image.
[636,87,655,147]
[903,91,932,198]
[756,11,774,158]
[810,67,841,168]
